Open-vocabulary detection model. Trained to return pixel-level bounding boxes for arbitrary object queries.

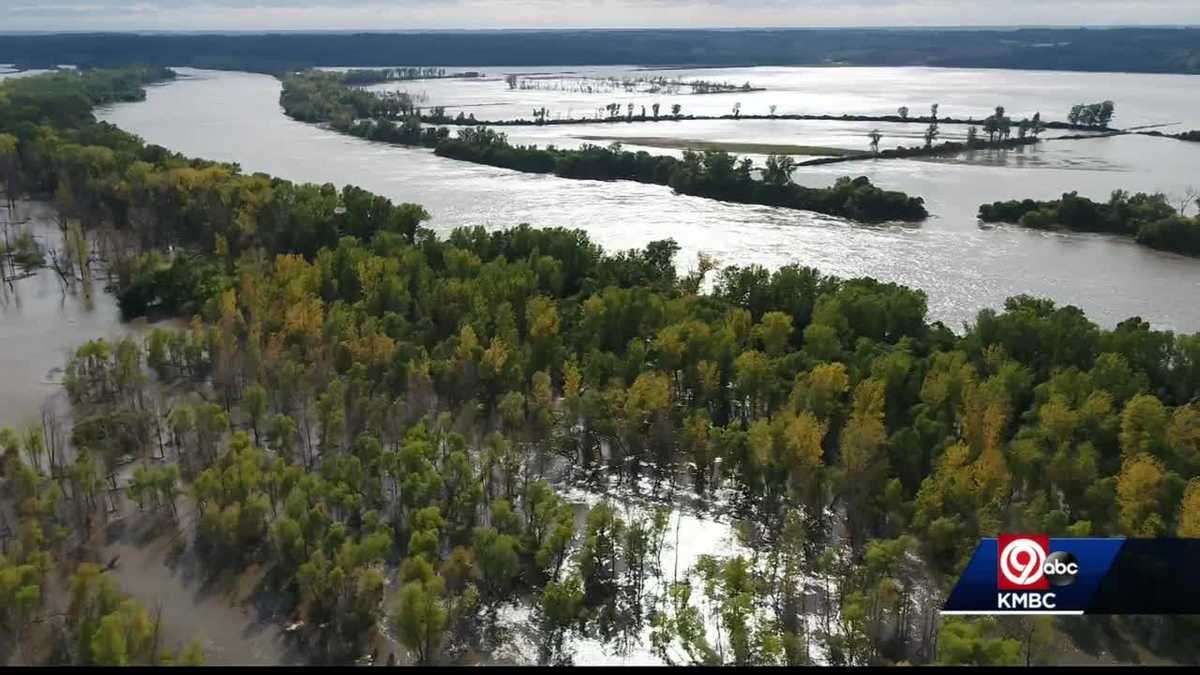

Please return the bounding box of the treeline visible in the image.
[431,109,1096,132]
[979,191,1200,257]
[280,73,928,224]
[3,29,1200,75]
[340,67,480,85]
[6,66,1200,666]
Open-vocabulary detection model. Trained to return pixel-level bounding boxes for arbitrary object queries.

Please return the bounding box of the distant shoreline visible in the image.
[3,27,1200,76]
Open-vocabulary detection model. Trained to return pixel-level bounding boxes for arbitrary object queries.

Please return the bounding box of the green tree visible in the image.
[390,576,448,665]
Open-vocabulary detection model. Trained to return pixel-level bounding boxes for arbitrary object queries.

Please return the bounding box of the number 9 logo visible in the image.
[1000,537,1047,586]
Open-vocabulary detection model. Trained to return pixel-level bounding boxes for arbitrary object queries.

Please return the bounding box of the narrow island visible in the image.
[978,191,1200,257]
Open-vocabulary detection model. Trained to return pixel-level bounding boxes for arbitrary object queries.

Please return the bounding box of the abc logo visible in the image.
[997,535,1078,590]
[1044,551,1079,587]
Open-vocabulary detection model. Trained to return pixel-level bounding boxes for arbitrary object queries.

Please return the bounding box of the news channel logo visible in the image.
[997,534,1079,590]
[941,534,1127,615]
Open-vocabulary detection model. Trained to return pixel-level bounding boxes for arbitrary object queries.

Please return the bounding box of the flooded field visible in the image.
[361,65,1200,129]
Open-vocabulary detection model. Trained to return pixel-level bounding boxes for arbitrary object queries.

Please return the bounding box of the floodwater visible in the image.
[99,511,302,666]
[0,201,138,430]
[98,68,1200,334]
[361,64,1200,130]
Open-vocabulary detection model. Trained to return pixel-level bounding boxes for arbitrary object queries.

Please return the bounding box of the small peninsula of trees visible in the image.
[280,70,415,125]
[979,191,1200,257]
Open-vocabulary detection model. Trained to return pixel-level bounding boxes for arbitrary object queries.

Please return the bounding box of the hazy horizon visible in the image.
[3,25,1199,36]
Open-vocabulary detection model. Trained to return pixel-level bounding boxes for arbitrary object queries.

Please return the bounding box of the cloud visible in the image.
[4,0,1200,31]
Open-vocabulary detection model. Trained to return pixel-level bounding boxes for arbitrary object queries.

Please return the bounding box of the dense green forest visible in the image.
[279,71,928,224]
[978,191,1200,257]
[3,28,1200,75]
[3,67,1200,667]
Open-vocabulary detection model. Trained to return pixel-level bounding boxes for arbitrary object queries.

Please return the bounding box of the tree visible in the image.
[755,311,794,356]
[762,154,797,187]
[924,121,939,148]
[474,526,522,599]
[1118,393,1168,460]
[671,103,682,120]
[0,133,20,211]
[867,129,882,154]
[390,576,448,665]
[1178,479,1200,537]
[897,106,909,120]
[936,618,1022,665]
[540,575,585,664]
[243,383,268,444]
[577,502,624,608]
[91,613,130,666]
[1116,453,1166,536]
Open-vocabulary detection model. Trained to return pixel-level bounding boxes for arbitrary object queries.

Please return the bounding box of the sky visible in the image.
[4,0,1200,32]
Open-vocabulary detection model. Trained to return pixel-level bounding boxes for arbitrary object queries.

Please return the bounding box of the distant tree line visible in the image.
[3,29,1200,75]
[339,67,481,85]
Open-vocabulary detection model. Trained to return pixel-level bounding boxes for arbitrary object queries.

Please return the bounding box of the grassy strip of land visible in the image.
[1137,129,1200,143]
[798,136,1040,166]
[424,110,1111,132]
[978,191,1200,257]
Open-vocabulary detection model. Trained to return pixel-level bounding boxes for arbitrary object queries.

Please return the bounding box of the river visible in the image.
[97,67,1200,335]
